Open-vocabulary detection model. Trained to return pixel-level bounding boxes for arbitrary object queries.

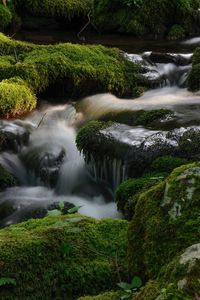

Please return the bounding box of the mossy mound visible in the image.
[94,0,200,38]
[0,164,16,191]
[0,215,128,299]
[0,77,36,117]
[128,162,200,280]
[15,0,93,20]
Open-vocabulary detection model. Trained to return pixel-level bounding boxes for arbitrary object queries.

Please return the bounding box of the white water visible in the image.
[0,104,121,226]
[77,87,200,126]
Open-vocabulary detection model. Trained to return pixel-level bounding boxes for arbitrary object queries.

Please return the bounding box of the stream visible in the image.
[1,36,200,226]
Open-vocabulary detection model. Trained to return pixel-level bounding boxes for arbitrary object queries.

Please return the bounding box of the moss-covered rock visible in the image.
[134,243,200,300]
[0,77,36,118]
[0,215,128,299]
[0,33,141,116]
[94,0,200,37]
[128,162,200,280]
[0,164,16,191]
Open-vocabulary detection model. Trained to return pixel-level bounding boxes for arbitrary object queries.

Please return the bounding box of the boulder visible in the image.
[128,163,200,280]
[77,122,200,181]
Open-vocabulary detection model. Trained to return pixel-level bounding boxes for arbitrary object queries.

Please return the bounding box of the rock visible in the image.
[77,122,200,182]
[0,164,17,191]
[0,120,32,153]
[128,163,200,280]
[149,52,192,66]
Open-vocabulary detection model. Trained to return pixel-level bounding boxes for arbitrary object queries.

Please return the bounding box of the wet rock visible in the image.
[77,121,200,181]
[20,144,66,187]
[149,52,192,66]
[0,120,32,153]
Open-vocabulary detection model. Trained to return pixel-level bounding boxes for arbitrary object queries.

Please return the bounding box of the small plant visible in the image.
[117,276,142,299]
[0,277,16,286]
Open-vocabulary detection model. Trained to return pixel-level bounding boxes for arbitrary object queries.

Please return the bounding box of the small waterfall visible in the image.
[84,152,128,191]
[125,52,192,88]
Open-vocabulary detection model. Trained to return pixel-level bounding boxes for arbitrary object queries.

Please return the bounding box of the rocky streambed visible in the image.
[0,33,200,299]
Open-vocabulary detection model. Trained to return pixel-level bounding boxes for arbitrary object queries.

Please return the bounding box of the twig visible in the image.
[37,113,47,128]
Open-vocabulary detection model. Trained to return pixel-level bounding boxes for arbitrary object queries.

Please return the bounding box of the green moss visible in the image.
[187,48,200,91]
[100,109,173,127]
[167,25,186,40]
[150,156,189,174]
[76,121,112,154]
[115,173,167,218]
[78,291,121,300]
[0,34,141,104]
[0,77,36,117]
[94,0,200,37]
[0,215,128,299]
[15,0,93,20]
[0,164,16,191]
[128,162,200,280]
[0,3,12,29]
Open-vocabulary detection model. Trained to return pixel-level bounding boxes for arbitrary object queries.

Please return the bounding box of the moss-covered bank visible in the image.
[14,0,93,20]
[0,215,128,299]
[94,0,200,38]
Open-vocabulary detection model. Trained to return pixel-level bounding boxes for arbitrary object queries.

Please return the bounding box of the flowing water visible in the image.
[1,37,200,225]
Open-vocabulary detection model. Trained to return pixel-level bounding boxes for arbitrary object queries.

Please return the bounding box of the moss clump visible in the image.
[100,109,173,128]
[0,164,16,191]
[115,173,167,218]
[128,162,200,280]
[0,3,12,29]
[76,121,112,154]
[78,291,121,300]
[0,77,36,117]
[93,0,200,37]
[15,0,93,20]
[150,156,189,174]
[188,48,200,91]
[167,25,186,40]
[0,215,128,299]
